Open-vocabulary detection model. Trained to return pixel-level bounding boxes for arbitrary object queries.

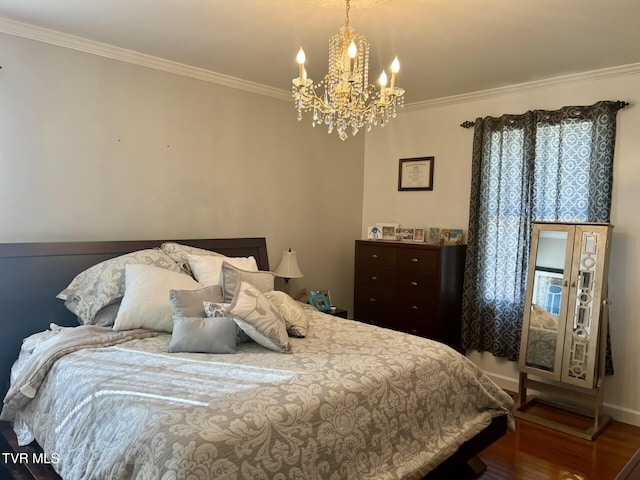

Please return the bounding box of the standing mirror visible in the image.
[521,225,572,380]
[516,221,613,440]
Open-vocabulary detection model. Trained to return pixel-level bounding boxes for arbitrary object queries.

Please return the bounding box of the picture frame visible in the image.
[428,227,441,244]
[413,228,426,242]
[367,226,382,240]
[396,228,415,241]
[376,222,399,240]
[311,289,333,307]
[441,228,463,245]
[398,157,434,191]
[308,292,331,312]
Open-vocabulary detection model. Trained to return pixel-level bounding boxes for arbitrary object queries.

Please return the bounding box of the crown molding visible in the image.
[0,16,292,102]
[2,16,638,110]
[404,62,640,112]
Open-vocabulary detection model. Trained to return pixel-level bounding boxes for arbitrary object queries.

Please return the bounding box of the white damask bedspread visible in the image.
[10,312,514,480]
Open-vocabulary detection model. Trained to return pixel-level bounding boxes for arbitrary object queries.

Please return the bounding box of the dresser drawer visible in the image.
[357,244,395,267]
[395,248,438,272]
[356,287,394,309]
[357,265,394,290]
[395,295,438,321]
[394,271,437,295]
[354,288,394,326]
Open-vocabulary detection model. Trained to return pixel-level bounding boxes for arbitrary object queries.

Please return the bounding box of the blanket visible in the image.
[1,324,157,421]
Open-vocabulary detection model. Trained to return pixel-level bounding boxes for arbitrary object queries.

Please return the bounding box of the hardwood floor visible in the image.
[463,416,640,480]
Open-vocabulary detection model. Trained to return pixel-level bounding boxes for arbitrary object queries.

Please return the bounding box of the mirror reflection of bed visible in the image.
[0,238,513,480]
[524,229,567,373]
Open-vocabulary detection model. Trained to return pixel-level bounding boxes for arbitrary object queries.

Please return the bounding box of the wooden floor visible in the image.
[456,416,640,480]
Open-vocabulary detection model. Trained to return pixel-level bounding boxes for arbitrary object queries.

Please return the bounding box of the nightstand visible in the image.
[326,307,348,319]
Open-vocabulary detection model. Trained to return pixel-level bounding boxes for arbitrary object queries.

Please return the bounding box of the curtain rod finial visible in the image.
[460,120,475,129]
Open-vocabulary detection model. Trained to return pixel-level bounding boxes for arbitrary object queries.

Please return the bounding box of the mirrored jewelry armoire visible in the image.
[514,221,613,440]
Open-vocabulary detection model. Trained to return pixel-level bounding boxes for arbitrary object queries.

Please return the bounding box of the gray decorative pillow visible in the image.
[169,285,224,318]
[57,249,182,324]
[221,262,275,303]
[264,291,309,337]
[169,317,237,354]
[160,242,226,273]
[227,282,291,353]
[92,301,121,328]
[203,301,252,345]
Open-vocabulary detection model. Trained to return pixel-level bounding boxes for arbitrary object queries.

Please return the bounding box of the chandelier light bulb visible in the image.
[348,41,357,58]
[297,48,306,80]
[390,56,399,89]
[379,71,388,86]
[297,48,306,65]
[391,56,400,73]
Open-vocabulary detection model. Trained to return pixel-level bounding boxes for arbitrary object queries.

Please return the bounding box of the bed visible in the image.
[0,237,513,479]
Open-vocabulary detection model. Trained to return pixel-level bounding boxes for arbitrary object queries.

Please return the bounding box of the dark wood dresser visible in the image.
[354,240,466,351]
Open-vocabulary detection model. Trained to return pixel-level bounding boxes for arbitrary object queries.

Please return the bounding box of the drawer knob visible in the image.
[411,305,418,310]
[371,276,378,280]
[410,281,418,286]
[372,254,378,259]
[411,258,419,263]
[369,298,377,302]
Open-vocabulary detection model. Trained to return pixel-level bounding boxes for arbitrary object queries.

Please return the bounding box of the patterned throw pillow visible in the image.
[220,262,275,303]
[264,291,309,338]
[57,249,182,324]
[203,301,252,345]
[160,243,226,274]
[227,282,291,353]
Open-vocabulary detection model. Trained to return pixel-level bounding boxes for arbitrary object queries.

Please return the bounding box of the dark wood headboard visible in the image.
[0,237,269,398]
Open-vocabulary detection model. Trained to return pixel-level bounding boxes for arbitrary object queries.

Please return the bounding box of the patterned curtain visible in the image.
[461,100,623,364]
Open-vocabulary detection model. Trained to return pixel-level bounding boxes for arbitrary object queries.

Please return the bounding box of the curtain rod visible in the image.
[459,100,630,128]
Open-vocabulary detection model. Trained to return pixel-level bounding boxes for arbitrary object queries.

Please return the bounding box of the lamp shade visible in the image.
[274,249,304,279]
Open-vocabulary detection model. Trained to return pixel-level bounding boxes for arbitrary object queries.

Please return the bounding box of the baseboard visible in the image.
[483,372,640,427]
[603,403,640,427]
[484,372,520,395]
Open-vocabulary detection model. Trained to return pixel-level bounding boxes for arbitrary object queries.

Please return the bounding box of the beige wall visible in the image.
[0,32,364,311]
[363,66,640,425]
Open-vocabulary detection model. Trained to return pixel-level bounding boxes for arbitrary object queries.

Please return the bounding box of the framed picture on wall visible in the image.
[398,157,434,191]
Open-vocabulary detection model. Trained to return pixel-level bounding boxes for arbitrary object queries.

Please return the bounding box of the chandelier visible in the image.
[292,0,405,140]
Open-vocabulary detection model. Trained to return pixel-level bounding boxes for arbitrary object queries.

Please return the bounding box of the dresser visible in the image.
[354,240,466,351]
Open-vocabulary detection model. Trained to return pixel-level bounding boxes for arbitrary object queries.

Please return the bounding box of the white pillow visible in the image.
[113,264,203,332]
[188,254,258,287]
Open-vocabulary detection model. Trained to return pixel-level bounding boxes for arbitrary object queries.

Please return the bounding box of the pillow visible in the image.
[264,291,309,338]
[168,317,237,354]
[531,304,559,330]
[92,301,121,327]
[57,249,181,324]
[188,254,258,287]
[203,301,252,345]
[160,242,226,271]
[221,262,275,303]
[227,282,291,353]
[113,265,203,332]
[169,285,224,318]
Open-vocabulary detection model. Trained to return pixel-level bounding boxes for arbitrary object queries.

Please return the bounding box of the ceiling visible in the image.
[1,0,639,104]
